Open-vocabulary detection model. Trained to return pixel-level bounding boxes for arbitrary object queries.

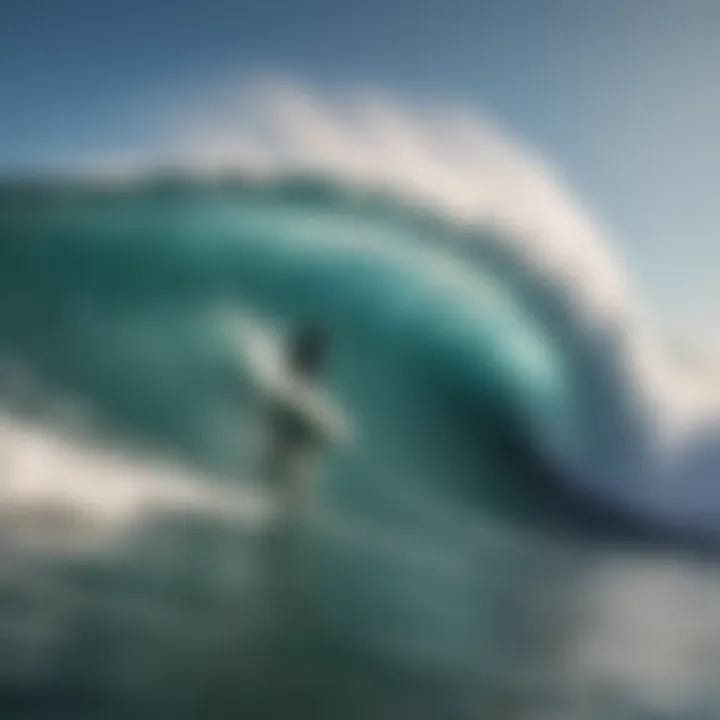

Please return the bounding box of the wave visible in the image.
[2,171,720,543]
[2,80,720,716]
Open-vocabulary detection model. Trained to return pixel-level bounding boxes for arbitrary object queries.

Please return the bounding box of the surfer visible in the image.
[230,325,345,715]
[260,324,348,528]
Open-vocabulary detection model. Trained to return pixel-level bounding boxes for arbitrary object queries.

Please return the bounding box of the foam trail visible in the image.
[0,412,273,552]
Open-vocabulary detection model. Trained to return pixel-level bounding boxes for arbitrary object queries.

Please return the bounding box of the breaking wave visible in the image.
[2,80,720,717]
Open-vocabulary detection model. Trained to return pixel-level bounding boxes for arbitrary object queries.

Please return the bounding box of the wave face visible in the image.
[1,84,720,718]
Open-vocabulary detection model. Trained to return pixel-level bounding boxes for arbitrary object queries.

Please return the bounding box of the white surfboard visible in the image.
[232,316,353,448]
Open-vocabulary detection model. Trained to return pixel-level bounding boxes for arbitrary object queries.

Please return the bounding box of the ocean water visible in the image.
[1,144,720,716]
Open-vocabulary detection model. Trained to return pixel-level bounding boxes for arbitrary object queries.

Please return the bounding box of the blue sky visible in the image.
[2,0,719,339]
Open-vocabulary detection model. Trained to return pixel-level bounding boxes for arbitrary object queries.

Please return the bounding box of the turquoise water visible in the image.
[0,179,719,718]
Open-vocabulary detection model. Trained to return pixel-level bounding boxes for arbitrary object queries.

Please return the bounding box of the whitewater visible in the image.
[2,80,720,718]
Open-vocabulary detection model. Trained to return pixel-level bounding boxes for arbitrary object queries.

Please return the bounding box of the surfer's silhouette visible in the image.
[262,324,339,527]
